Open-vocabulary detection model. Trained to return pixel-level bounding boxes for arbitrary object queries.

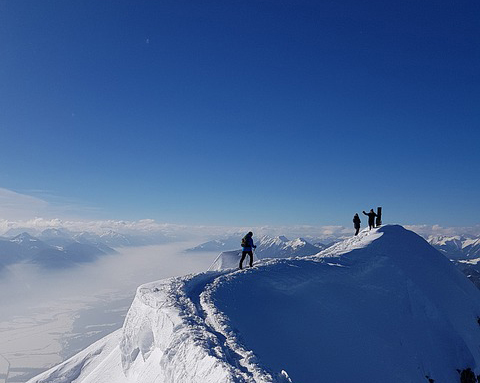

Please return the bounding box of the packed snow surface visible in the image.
[29,225,480,383]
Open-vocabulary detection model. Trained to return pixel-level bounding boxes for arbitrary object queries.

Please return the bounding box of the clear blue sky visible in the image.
[1,0,479,227]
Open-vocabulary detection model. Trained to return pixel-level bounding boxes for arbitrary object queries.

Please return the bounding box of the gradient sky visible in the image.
[1,0,479,227]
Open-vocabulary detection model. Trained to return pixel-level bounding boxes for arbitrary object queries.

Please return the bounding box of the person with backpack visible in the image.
[353,213,361,235]
[363,209,377,230]
[240,231,256,269]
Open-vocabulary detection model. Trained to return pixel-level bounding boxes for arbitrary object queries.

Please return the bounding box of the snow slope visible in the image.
[29,225,480,383]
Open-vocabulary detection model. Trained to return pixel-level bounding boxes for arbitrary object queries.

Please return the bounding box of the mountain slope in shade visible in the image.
[28,226,480,383]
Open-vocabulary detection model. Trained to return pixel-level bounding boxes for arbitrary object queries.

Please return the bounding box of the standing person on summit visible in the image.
[353,213,361,235]
[239,231,256,269]
[363,209,377,230]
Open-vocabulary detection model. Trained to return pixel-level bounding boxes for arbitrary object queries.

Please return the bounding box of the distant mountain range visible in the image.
[427,235,480,259]
[0,232,117,271]
[188,235,325,259]
[0,226,175,272]
[256,235,325,258]
[208,236,324,271]
[426,235,480,289]
[185,236,242,252]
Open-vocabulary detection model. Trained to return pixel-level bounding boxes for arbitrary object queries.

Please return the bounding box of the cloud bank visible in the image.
[1,188,479,240]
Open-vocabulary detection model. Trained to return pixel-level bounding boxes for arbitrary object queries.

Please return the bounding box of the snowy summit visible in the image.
[29,225,480,383]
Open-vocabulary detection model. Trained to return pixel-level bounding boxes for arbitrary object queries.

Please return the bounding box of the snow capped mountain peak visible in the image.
[258,235,288,246]
[428,235,464,246]
[100,230,123,238]
[253,235,318,259]
[289,238,308,248]
[28,225,480,383]
[10,232,39,243]
[312,227,383,259]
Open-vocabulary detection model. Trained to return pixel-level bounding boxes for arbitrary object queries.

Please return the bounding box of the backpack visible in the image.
[241,236,249,248]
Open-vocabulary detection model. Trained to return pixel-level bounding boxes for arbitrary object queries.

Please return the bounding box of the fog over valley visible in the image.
[0,241,217,383]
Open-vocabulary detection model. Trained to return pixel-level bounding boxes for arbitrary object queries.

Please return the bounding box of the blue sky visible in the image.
[1,0,479,227]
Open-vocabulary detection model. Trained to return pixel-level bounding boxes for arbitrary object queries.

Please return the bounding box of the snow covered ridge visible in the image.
[28,225,480,383]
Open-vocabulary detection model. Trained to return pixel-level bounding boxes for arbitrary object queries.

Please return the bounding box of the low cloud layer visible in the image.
[0,242,217,321]
[0,242,219,377]
[0,217,189,237]
[1,217,479,242]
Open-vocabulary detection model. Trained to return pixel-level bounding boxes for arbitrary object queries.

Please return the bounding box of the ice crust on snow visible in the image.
[28,225,480,383]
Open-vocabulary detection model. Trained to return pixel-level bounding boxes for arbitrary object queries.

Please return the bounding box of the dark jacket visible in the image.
[363,210,377,224]
[353,215,361,228]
